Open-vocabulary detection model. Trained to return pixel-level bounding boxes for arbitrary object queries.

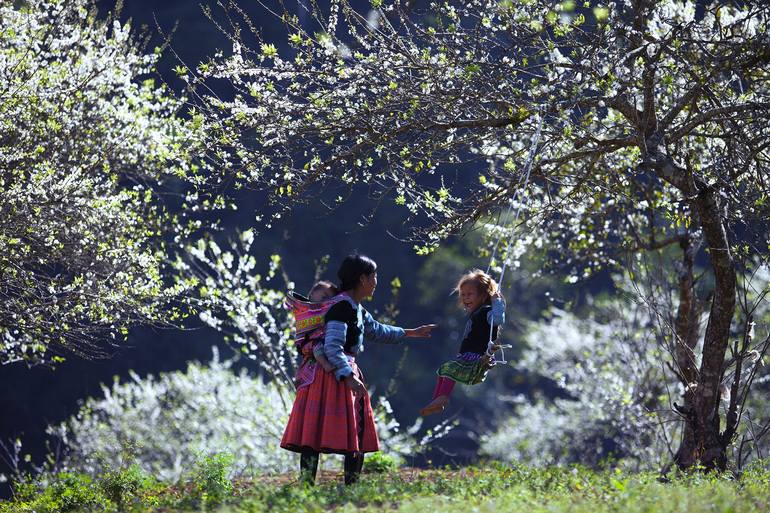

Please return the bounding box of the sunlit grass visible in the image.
[2,462,770,512]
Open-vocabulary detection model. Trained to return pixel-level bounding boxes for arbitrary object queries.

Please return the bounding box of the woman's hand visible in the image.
[404,324,438,338]
[344,374,366,396]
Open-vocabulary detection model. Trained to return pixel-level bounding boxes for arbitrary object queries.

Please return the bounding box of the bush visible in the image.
[191,453,234,509]
[35,473,108,513]
[481,291,673,469]
[50,349,295,482]
[99,464,147,511]
[363,452,398,474]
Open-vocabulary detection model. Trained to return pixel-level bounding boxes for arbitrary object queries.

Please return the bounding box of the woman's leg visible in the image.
[300,449,320,485]
[344,387,367,485]
[344,452,364,485]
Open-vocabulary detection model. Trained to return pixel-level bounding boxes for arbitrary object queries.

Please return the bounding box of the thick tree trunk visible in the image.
[673,187,737,471]
[644,132,738,470]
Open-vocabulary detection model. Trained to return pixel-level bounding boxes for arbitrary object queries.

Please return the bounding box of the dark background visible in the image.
[0,0,579,492]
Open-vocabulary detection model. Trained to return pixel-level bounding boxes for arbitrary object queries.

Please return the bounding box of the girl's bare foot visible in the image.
[419,395,449,416]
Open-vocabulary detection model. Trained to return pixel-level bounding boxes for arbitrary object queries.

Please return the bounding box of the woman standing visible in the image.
[281,253,436,485]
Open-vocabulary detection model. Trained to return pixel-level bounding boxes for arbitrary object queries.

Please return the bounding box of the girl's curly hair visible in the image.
[454,269,498,306]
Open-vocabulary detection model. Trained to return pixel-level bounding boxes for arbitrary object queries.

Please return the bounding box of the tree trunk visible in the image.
[672,234,701,464]
[673,187,737,471]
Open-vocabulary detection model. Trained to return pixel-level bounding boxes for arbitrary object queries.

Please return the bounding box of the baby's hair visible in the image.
[308,280,339,301]
[454,269,498,306]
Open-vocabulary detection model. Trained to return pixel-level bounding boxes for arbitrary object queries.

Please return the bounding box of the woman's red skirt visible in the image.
[281,358,379,454]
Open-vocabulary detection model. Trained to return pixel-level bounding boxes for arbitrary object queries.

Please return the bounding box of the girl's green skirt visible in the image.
[437,354,491,385]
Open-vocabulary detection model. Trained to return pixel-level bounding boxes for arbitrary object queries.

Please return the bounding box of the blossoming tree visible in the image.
[0,0,206,365]
[187,0,770,470]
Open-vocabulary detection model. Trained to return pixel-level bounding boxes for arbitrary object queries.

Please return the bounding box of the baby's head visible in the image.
[454,269,498,312]
[308,280,339,302]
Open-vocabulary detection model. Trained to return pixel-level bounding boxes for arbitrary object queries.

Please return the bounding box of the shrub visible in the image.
[99,464,146,511]
[35,473,108,513]
[363,452,399,474]
[50,350,295,482]
[481,292,673,469]
[191,453,234,509]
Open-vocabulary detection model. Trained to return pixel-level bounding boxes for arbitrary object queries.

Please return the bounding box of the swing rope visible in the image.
[485,109,545,365]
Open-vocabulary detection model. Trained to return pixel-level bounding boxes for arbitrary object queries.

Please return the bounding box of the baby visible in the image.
[307,280,339,372]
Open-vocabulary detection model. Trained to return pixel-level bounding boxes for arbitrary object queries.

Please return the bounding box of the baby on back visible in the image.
[306,280,338,372]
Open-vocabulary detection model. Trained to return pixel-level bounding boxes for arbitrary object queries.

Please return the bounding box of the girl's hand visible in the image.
[492,290,504,300]
[344,374,366,396]
[405,324,438,338]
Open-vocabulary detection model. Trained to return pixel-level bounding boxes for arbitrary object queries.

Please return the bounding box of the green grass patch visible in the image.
[2,462,770,512]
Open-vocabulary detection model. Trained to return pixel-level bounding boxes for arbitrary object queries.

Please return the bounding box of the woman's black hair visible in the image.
[337,253,377,291]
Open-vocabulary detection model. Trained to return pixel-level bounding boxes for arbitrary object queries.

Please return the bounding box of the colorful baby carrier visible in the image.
[285,291,346,352]
[285,291,346,388]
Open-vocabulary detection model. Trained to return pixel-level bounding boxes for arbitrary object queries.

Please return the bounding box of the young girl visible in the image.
[419,269,506,416]
[281,254,437,485]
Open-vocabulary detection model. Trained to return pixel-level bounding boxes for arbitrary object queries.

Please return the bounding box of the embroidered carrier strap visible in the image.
[285,292,347,347]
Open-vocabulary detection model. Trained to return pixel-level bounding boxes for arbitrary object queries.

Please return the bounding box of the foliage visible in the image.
[23,472,109,513]
[189,453,235,509]
[99,464,147,511]
[187,0,770,246]
[481,286,675,469]
[174,231,297,390]
[185,0,770,467]
[482,269,770,470]
[0,0,208,366]
[5,463,770,513]
[362,451,398,474]
[49,349,296,482]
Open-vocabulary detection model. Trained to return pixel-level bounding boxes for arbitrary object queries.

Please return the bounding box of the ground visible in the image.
[3,464,770,512]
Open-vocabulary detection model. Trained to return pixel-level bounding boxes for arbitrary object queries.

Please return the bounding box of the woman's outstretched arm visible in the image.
[362,310,405,344]
[363,310,436,342]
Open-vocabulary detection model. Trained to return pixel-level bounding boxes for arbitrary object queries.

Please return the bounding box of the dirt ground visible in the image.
[250,467,471,487]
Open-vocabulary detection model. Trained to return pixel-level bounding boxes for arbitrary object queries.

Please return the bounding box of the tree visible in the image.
[188,0,770,470]
[0,0,207,365]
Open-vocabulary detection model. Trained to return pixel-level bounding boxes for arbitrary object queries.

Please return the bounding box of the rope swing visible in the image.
[485,109,546,365]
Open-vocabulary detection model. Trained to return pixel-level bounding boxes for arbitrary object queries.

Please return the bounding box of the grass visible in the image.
[2,461,770,513]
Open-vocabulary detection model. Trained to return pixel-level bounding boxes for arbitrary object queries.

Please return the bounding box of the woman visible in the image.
[280,253,436,485]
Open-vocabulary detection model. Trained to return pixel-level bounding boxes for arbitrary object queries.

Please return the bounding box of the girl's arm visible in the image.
[362,309,405,344]
[487,295,506,326]
[323,302,356,380]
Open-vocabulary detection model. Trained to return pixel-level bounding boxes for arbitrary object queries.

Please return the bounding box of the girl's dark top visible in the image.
[457,298,506,355]
[323,294,405,380]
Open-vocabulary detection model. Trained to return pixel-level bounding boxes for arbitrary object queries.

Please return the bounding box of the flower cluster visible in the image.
[49,349,295,481]
[0,0,208,365]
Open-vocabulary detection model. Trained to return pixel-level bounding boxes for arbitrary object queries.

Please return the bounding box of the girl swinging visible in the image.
[419,269,506,416]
